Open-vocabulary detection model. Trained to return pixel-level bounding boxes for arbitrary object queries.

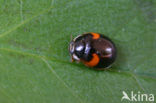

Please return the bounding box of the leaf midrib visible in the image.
[0,47,155,80]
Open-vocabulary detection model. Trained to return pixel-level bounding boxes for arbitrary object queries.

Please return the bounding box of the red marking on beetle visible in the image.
[91,32,100,39]
[84,53,100,67]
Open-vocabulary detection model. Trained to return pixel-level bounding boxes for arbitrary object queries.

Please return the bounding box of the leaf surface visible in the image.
[0,0,155,103]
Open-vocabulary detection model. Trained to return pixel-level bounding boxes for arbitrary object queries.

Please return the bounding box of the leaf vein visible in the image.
[41,57,85,103]
[0,6,54,38]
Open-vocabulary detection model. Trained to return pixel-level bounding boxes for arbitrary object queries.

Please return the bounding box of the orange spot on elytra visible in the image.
[84,53,99,67]
[91,32,100,39]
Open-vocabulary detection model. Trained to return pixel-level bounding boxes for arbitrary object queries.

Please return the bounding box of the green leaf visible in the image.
[0,0,155,103]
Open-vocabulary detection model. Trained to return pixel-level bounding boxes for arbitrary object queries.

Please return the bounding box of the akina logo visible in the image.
[121,91,154,102]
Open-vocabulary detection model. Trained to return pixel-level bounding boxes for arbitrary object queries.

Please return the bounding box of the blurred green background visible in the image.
[0,0,155,103]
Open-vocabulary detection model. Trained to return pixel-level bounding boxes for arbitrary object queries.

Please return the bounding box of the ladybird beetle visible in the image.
[69,32,117,69]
